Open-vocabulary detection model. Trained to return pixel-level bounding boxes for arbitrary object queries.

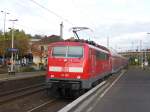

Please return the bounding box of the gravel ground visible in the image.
[0,90,50,112]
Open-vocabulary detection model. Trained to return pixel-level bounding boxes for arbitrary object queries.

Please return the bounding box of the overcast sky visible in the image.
[1,0,150,51]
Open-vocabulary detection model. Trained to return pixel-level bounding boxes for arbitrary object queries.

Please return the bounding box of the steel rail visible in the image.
[26,99,57,112]
[0,83,46,104]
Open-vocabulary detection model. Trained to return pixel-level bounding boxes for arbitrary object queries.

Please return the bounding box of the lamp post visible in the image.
[1,11,9,64]
[1,11,10,37]
[9,19,18,74]
[145,32,150,66]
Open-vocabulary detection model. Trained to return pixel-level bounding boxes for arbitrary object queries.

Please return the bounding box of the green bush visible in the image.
[20,66,35,72]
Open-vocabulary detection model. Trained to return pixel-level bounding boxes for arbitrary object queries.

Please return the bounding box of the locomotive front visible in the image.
[46,42,89,96]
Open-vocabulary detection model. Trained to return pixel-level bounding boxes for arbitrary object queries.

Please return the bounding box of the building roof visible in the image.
[31,35,63,56]
[36,35,63,45]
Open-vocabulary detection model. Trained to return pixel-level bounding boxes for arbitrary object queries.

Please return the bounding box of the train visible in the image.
[46,39,128,97]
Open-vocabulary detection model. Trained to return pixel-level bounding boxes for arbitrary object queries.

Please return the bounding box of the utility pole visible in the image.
[9,19,18,74]
[60,22,63,39]
[107,36,109,48]
[140,40,143,68]
[132,41,134,51]
[1,11,9,64]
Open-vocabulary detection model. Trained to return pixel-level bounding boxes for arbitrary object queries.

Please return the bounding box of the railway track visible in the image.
[26,99,57,112]
[24,72,119,112]
[0,83,46,104]
[0,71,125,112]
[26,98,72,112]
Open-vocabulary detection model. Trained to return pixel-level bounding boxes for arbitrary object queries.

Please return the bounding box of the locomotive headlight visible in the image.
[50,75,54,78]
[77,75,81,79]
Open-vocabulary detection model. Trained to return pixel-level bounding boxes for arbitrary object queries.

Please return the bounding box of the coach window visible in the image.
[96,51,102,60]
[103,53,109,60]
[101,53,105,59]
[96,51,99,59]
[106,54,109,60]
[96,51,108,60]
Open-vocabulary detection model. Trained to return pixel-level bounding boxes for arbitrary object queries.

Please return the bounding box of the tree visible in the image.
[33,34,43,39]
[0,31,6,57]
[0,29,30,58]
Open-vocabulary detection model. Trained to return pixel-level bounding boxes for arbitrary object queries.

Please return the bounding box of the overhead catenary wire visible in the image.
[8,0,60,36]
[15,0,95,39]
[14,0,53,24]
[3,0,65,36]
[15,23,47,35]
[69,1,97,41]
[4,0,95,39]
[29,0,74,26]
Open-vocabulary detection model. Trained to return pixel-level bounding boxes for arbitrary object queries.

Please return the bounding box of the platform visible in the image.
[90,67,150,112]
[0,71,46,81]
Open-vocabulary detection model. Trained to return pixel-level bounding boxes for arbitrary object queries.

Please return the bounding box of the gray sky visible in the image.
[1,0,150,51]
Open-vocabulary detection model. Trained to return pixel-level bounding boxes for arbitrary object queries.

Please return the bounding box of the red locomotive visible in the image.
[46,39,128,97]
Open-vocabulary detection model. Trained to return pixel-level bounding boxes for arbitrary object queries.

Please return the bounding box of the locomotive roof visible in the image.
[49,41,110,54]
[49,41,85,46]
[88,44,110,54]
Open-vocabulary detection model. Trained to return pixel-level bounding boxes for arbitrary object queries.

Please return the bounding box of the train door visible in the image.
[111,56,116,73]
[91,49,96,76]
[108,54,112,72]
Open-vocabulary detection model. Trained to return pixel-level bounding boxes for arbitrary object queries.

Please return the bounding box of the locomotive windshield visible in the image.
[52,46,83,58]
[52,46,66,57]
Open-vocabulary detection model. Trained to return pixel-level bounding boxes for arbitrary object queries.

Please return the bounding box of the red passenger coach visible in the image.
[46,40,128,96]
[110,49,128,73]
